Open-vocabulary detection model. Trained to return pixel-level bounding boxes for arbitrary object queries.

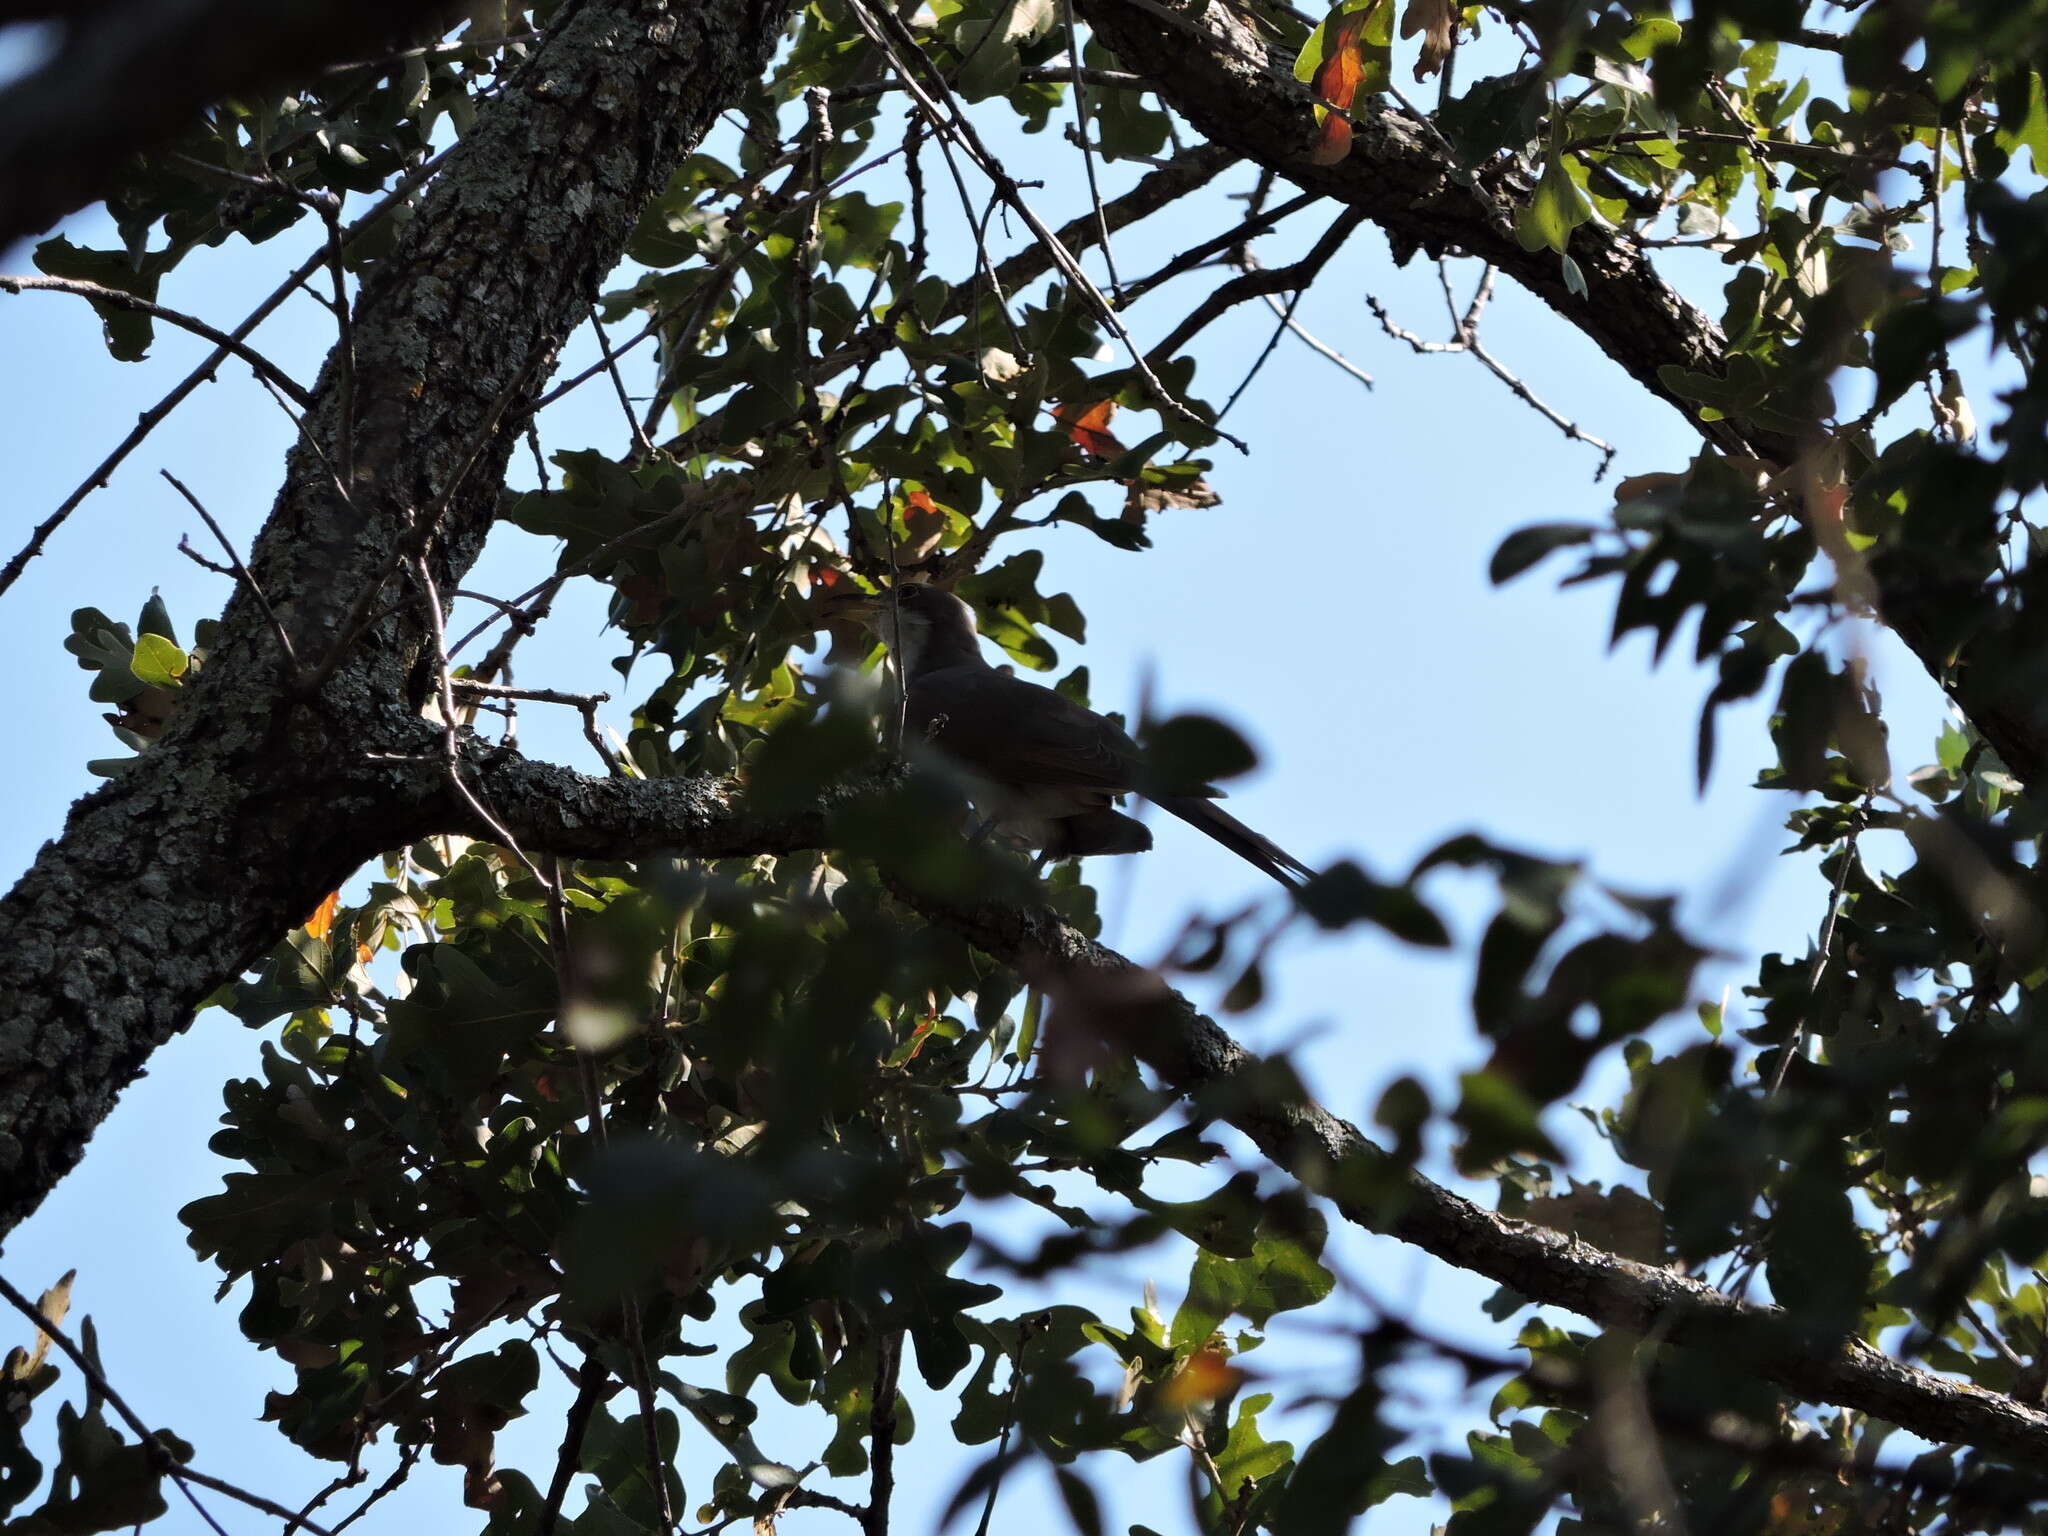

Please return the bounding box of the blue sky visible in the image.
[0,23,1982,1534]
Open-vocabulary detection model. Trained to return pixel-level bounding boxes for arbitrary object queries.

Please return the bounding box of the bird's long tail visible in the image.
[1152,795,1315,892]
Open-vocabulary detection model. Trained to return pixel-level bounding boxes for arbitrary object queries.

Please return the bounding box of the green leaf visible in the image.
[1489,523,1596,585]
[1514,154,1590,255]
[1621,17,1680,60]
[1142,713,1258,791]
[127,633,188,688]
[31,238,176,362]
[1296,862,1451,946]
[1452,1070,1565,1171]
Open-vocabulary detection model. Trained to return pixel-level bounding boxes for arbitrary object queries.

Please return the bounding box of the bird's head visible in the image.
[824,581,981,676]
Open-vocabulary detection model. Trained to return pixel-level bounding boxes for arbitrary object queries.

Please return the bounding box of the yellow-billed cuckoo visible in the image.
[834,583,1314,891]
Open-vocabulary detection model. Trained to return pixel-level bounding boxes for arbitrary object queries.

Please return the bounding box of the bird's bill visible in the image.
[821,588,885,625]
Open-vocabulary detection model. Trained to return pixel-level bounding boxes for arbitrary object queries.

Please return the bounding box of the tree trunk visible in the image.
[0,0,795,1238]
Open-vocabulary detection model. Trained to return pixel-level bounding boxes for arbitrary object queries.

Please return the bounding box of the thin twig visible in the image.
[846,0,1245,452]
[836,62,1143,98]
[1254,289,1375,389]
[452,679,622,776]
[305,335,554,692]
[1117,190,1315,305]
[322,30,542,75]
[315,193,358,489]
[533,317,659,412]
[415,549,546,883]
[445,488,729,662]
[864,1329,903,1536]
[0,143,454,602]
[1060,0,1122,301]
[1364,264,1617,477]
[969,1327,1033,1536]
[1215,284,1306,426]
[1148,207,1364,363]
[159,470,299,669]
[326,1447,420,1536]
[176,536,235,578]
[0,1272,337,1536]
[592,310,656,462]
[539,1359,608,1536]
[1767,818,1862,1096]
[0,274,313,407]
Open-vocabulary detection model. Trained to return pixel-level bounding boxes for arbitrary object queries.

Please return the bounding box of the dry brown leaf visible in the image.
[1399,0,1456,80]
[1123,475,1222,518]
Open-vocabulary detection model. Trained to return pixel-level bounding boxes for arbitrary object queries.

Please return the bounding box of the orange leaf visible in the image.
[1300,0,1387,165]
[1054,400,1127,459]
[1161,1349,1244,1408]
[1310,113,1354,165]
[304,891,339,941]
[1313,7,1371,115]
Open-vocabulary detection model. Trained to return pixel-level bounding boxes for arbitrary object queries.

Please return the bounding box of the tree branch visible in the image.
[0,274,315,406]
[400,754,2048,1468]
[1076,0,2048,789]
[892,879,2048,1467]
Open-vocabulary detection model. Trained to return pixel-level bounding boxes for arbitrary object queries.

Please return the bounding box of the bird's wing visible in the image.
[908,666,1142,791]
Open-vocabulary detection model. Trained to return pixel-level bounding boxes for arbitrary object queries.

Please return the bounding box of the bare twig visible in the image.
[305,335,554,692]
[322,29,543,75]
[176,535,235,578]
[1117,190,1314,304]
[592,310,656,463]
[864,1329,903,1536]
[326,1447,421,1536]
[1364,263,1617,477]
[0,142,454,602]
[533,316,659,412]
[445,487,732,663]
[1254,288,1375,389]
[315,193,357,489]
[837,62,1144,98]
[1148,207,1364,363]
[0,273,312,407]
[159,470,298,670]
[538,1358,609,1536]
[451,679,622,776]
[1767,817,1862,1096]
[969,1327,1033,1536]
[415,547,546,883]
[1060,0,1122,301]
[0,1271,337,1536]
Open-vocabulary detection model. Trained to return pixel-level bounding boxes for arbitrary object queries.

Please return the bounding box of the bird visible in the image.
[828,582,1315,891]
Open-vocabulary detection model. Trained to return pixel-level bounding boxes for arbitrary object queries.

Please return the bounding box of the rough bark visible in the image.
[1076,0,2048,787]
[894,881,2048,1467]
[396,762,2048,1466]
[5,0,2044,1482]
[0,0,796,1238]
[0,0,469,254]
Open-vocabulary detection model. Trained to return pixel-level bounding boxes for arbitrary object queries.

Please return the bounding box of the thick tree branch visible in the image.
[1078,0,2048,788]
[446,747,834,863]
[897,881,2048,1467]
[387,753,2048,1468]
[0,0,467,253]
[0,0,798,1239]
